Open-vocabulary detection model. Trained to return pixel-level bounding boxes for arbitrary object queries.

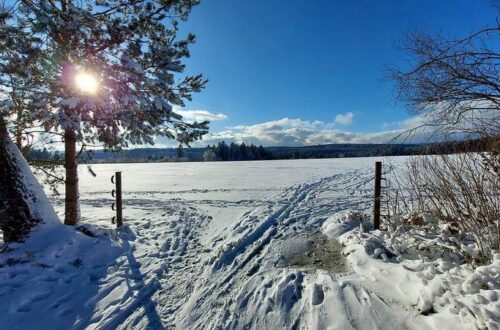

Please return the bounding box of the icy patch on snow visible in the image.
[278,231,349,273]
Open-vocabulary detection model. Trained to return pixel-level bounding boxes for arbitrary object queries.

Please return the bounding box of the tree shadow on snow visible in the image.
[95,226,164,330]
[0,224,164,330]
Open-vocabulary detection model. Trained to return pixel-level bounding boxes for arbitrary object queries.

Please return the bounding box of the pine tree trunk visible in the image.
[64,128,79,225]
[59,0,79,226]
[15,107,23,151]
[0,119,40,242]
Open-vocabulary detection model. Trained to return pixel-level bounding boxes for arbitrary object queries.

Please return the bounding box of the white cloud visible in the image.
[334,112,354,125]
[173,106,228,122]
[198,116,422,147]
[157,105,489,148]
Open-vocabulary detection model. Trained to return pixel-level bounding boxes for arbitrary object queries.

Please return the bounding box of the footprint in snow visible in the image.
[56,308,73,318]
[311,284,325,306]
[15,303,31,313]
[30,290,53,302]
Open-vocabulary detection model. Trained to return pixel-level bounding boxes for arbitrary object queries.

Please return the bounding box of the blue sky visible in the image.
[168,0,499,146]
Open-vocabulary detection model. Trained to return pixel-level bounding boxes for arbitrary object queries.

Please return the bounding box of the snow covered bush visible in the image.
[391,151,499,264]
[340,221,500,328]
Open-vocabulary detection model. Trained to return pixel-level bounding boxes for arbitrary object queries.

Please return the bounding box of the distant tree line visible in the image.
[26,148,53,160]
[205,142,272,161]
[24,138,493,164]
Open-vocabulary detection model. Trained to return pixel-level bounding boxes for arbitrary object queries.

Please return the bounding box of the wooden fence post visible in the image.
[116,172,123,227]
[111,171,123,228]
[373,161,382,230]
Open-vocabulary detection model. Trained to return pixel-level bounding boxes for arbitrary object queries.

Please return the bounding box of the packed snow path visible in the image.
[171,170,420,329]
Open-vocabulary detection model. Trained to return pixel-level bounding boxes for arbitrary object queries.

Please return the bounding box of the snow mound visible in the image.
[339,213,500,330]
[322,210,370,238]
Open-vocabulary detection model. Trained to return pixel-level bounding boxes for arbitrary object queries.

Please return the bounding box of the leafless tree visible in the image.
[391,23,500,139]
[387,10,500,264]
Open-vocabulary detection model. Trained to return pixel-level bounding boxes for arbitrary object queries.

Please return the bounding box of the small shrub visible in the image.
[388,145,499,264]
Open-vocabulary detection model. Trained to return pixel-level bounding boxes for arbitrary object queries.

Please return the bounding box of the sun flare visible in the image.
[74,71,99,94]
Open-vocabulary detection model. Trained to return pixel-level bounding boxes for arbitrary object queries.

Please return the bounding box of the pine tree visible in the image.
[1,6,44,150]
[239,143,248,161]
[257,145,270,160]
[177,144,184,159]
[216,141,229,161]
[1,1,209,225]
[229,142,239,160]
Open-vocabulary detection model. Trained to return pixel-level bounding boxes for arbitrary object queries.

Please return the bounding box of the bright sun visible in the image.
[74,71,99,94]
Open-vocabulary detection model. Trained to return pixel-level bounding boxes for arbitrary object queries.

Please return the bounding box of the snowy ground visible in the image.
[0,158,498,329]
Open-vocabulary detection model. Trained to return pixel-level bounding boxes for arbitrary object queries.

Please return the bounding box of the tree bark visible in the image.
[0,119,40,242]
[15,107,23,151]
[59,0,79,226]
[64,128,79,225]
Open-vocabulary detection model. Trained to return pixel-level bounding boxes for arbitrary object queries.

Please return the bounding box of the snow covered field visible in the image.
[0,157,498,329]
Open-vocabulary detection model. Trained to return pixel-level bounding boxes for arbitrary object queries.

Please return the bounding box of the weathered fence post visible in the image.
[373,161,382,230]
[111,171,123,228]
